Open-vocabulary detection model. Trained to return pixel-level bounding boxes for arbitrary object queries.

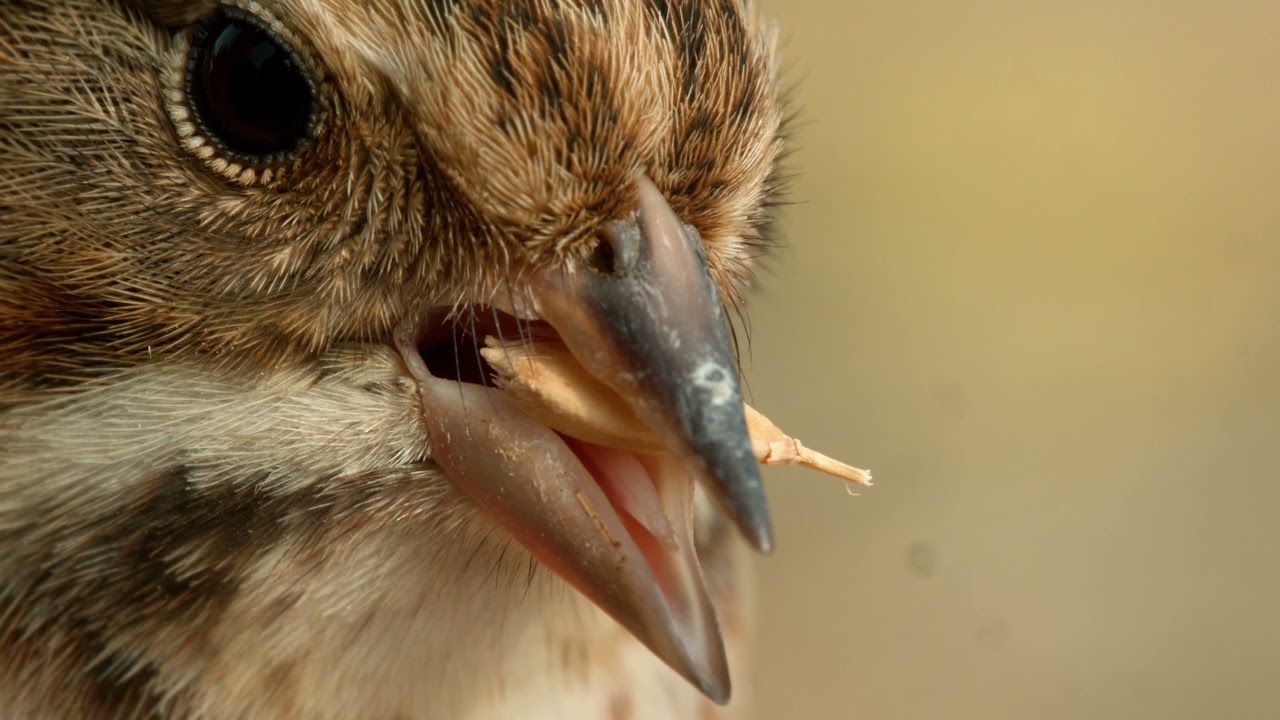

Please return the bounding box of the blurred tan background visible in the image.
[746,1,1280,718]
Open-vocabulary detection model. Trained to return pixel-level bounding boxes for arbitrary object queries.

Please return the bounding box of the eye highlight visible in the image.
[185,8,317,164]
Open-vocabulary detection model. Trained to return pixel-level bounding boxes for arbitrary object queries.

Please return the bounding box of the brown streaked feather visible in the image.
[129,1,224,28]
[2,0,783,380]
[1,0,785,717]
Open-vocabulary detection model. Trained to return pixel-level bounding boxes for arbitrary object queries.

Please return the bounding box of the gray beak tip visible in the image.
[744,511,776,555]
[713,464,775,554]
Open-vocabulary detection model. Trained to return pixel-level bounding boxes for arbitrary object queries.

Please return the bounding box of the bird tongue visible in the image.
[407,365,730,702]
[562,437,679,551]
[561,439,721,669]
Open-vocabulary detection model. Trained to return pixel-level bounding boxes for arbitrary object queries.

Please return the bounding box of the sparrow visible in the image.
[0,1,787,717]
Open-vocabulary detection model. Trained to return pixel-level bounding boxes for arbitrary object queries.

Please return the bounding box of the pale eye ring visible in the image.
[184,7,318,166]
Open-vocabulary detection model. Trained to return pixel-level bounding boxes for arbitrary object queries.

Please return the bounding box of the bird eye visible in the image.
[186,9,316,163]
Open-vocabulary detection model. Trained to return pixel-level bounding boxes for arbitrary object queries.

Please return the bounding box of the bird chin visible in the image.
[395,303,732,704]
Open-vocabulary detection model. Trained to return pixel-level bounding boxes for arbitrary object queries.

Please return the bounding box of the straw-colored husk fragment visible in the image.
[480,337,872,486]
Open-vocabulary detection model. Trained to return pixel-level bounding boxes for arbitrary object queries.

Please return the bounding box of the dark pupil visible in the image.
[193,17,312,158]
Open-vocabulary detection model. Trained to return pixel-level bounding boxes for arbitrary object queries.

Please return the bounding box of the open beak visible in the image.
[532,176,773,554]
[397,175,770,704]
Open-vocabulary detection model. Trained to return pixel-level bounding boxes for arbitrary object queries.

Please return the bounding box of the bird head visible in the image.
[2,0,787,707]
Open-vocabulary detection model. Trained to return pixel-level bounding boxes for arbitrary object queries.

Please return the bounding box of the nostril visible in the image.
[585,234,616,275]
[589,220,642,277]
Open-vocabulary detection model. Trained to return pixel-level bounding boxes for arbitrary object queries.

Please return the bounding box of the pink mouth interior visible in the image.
[562,437,677,551]
[414,305,702,603]
[562,436,709,640]
[404,302,728,698]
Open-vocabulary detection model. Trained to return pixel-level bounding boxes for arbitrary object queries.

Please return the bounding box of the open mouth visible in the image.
[395,176,871,704]
[401,299,732,702]
[394,176,769,704]
[416,305,679,555]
